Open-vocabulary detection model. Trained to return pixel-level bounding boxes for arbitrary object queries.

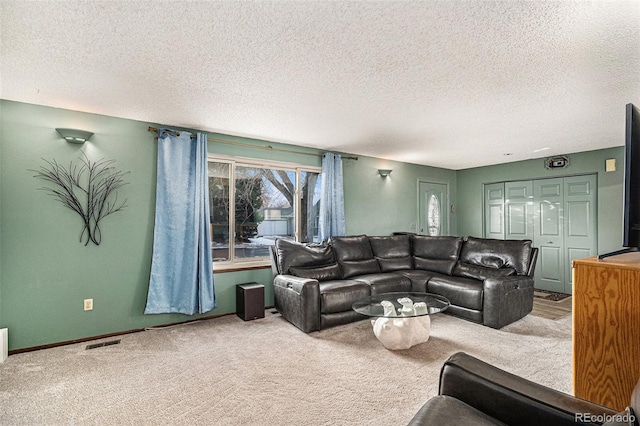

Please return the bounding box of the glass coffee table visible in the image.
[352,292,450,350]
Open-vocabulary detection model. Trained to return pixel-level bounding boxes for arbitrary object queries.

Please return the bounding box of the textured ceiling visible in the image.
[1,1,639,169]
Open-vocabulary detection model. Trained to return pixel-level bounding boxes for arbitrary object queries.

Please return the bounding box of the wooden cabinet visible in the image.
[572,253,640,410]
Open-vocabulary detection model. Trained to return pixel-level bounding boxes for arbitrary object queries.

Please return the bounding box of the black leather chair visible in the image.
[408,352,639,426]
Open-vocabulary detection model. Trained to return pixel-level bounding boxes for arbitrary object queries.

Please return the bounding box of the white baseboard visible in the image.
[0,328,8,363]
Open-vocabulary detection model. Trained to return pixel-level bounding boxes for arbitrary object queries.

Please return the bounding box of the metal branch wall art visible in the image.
[32,155,129,246]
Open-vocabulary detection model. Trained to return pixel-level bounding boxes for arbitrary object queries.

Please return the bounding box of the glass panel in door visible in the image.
[419,182,449,236]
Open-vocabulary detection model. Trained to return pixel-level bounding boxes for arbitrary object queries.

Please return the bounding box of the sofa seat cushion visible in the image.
[428,276,484,311]
[319,280,371,314]
[351,273,411,294]
[396,270,450,292]
[377,256,413,272]
[453,262,516,281]
[460,237,533,276]
[408,395,506,426]
[412,236,464,275]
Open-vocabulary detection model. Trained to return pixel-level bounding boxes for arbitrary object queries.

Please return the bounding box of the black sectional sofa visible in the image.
[269,234,538,332]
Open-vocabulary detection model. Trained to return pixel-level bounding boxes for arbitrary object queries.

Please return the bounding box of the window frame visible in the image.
[208,154,321,271]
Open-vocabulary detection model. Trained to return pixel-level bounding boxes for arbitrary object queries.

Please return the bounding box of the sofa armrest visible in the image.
[483,275,534,329]
[438,352,619,426]
[273,275,321,333]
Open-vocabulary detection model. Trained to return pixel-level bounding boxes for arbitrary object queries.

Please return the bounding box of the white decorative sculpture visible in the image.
[413,301,432,336]
[380,300,397,317]
[397,297,414,316]
[370,298,432,350]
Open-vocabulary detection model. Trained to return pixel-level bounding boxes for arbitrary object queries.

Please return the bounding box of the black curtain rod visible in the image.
[147,126,358,161]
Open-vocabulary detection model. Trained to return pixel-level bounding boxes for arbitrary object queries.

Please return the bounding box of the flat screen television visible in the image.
[599,103,640,259]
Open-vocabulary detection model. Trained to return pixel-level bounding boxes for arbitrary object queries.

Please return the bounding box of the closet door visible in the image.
[484,175,597,294]
[505,181,534,240]
[563,175,598,293]
[484,183,505,239]
[533,178,565,293]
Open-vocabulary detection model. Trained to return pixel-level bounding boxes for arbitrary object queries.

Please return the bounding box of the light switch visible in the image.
[605,158,616,172]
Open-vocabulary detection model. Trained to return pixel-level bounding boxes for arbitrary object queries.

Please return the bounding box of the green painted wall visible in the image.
[0,101,303,351]
[456,147,625,255]
[343,156,457,236]
[0,100,457,351]
[0,99,625,351]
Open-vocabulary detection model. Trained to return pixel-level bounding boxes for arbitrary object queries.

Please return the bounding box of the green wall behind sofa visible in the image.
[2,100,623,351]
[0,101,301,350]
[456,147,625,255]
[343,153,458,236]
[0,100,458,351]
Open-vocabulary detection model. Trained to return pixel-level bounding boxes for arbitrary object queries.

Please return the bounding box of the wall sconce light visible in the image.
[378,169,392,178]
[56,128,94,144]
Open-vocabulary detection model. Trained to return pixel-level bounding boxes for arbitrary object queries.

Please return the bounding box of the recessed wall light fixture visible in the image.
[378,169,392,178]
[56,128,93,144]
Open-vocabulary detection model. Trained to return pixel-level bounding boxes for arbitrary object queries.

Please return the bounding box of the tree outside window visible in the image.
[208,159,321,265]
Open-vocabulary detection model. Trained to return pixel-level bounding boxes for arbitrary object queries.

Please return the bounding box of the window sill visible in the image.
[213,261,271,274]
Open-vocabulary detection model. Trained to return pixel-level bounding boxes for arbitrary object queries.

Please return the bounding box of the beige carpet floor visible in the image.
[0,311,572,425]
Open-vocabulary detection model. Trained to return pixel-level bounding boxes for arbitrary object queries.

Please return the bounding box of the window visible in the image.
[208,156,322,269]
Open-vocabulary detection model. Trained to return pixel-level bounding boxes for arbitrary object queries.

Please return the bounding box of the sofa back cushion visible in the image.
[369,235,413,272]
[331,235,381,278]
[275,238,337,277]
[412,235,463,275]
[459,237,533,276]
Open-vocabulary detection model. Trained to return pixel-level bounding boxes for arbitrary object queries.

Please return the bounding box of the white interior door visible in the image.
[505,180,534,240]
[484,175,597,295]
[484,182,505,239]
[533,178,565,293]
[563,175,598,293]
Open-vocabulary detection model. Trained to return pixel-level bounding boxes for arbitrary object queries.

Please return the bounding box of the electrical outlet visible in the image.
[84,299,93,311]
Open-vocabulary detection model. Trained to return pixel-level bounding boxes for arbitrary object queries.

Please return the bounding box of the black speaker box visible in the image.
[236,282,265,321]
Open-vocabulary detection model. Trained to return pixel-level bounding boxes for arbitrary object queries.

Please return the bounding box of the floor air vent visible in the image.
[85,339,121,350]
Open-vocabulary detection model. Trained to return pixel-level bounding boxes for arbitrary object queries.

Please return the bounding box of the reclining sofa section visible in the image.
[270,234,538,333]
